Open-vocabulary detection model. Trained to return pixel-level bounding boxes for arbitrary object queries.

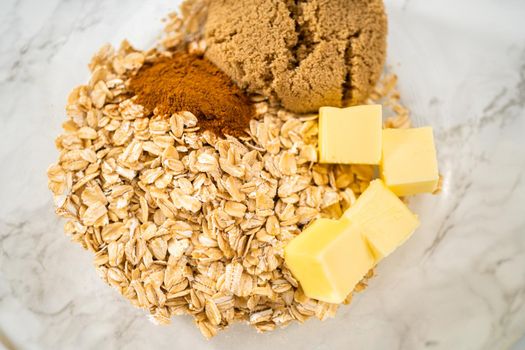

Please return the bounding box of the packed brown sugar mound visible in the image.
[204,0,387,113]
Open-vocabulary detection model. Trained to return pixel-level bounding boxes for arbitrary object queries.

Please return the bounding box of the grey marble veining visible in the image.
[1,0,524,349]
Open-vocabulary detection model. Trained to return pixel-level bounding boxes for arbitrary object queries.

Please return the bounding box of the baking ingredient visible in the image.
[204,0,387,113]
[318,105,382,164]
[381,127,439,196]
[343,179,419,260]
[48,9,412,337]
[128,53,255,137]
[284,219,376,303]
[284,179,419,303]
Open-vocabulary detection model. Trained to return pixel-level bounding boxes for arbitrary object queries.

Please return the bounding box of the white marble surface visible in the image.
[1,0,524,349]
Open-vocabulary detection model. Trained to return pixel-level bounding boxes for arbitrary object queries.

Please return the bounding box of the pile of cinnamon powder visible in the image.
[129,53,255,137]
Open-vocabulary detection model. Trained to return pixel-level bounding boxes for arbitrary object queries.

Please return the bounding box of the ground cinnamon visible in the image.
[129,53,255,137]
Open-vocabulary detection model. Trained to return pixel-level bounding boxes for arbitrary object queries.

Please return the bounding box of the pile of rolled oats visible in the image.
[47,9,411,338]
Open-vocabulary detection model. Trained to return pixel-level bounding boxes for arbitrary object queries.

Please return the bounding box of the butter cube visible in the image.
[284,218,375,303]
[343,179,419,260]
[318,105,382,164]
[381,127,439,196]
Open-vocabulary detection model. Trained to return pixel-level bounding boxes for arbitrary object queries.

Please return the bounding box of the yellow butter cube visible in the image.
[318,105,382,164]
[284,218,375,303]
[343,179,420,260]
[381,127,439,196]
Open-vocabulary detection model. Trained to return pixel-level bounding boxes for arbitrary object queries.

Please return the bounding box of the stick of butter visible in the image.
[342,179,420,260]
[318,105,382,164]
[284,218,376,304]
[381,127,439,196]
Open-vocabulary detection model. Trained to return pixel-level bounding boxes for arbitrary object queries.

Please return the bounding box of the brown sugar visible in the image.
[129,53,256,137]
[204,0,387,114]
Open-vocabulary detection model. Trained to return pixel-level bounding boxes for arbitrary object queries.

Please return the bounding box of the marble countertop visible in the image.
[1,0,524,349]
